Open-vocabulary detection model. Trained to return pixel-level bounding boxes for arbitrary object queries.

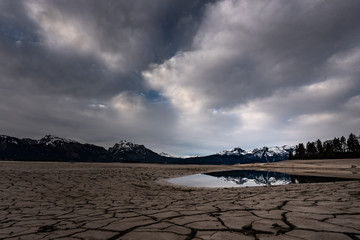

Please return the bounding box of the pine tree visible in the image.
[333,137,342,152]
[324,140,333,154]
[340,136,347,152]
[316,139,323,153]
[306,141,317,155]
[347,133,360,153]
[296,143,306,158]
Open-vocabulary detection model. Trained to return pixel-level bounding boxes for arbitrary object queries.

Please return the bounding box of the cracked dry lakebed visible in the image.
[1,159,360,240]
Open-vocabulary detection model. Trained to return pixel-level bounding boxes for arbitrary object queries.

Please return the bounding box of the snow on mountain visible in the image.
[1,135,77,147]
[251,146,295,162]
[108,140,166,163]
[109,140,139,152]
[159,152,173,158]
[215,145,295,163]
[252,146,287,157]
[218,145,294,158]
[0,135,22,145]
[218,147,249,156]
[217,145,294,157]
[282,145,296,155]
[108,140,147,155]
[38,135,77,146]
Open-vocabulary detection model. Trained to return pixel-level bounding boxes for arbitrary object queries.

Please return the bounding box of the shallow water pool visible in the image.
[167,170,354,188]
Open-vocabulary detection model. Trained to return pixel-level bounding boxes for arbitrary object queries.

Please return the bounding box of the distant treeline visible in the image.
[290,133,360,159]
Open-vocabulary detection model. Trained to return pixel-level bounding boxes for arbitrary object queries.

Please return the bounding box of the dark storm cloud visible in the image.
[37,0,210,68]
[0,0,211,99]
[1,40,112,99]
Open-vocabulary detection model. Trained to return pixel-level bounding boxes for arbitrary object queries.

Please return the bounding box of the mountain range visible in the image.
[0,134,294,165]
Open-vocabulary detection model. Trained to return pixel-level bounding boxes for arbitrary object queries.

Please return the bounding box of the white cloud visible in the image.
[143,52,209,114]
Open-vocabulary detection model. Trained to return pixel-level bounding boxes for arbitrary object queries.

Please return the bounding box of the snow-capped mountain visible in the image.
[108,140,164,163]
[38,135,78,146]
[251,146,294,162]
[219,146,293,158]
[218,147,249,156]
[109,140,146,154]
[210,145,295,164]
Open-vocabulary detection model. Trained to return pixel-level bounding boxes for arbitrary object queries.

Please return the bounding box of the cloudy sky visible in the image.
[1,0,360,156]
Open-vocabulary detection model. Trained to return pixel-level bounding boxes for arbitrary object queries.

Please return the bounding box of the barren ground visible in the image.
[1,159,360,240]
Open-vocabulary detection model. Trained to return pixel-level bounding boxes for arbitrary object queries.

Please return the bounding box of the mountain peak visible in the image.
[116,140,141,148]
[38,135,77,146]
[108,140,159,162]
[108,140,145,154]
[251,146,294,161]
[218,147,248,156]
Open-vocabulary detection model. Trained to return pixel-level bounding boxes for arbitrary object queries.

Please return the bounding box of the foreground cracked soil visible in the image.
[1,161,360,240]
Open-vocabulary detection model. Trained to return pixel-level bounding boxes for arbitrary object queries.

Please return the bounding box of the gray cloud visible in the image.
[145,0,360,109]
[1,0,360,156]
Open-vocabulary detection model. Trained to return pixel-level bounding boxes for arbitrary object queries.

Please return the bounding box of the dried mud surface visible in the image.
[1,159,360,240]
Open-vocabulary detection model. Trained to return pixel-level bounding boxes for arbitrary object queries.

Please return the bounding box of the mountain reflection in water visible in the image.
[206,170,292,187]
[168,170,354,188]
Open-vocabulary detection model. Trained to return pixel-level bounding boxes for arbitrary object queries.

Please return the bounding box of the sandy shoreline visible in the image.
[1,159,360,239]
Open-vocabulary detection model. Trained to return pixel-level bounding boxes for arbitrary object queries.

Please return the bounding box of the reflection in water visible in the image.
[168,170,354,188]
[206,170,292,187]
